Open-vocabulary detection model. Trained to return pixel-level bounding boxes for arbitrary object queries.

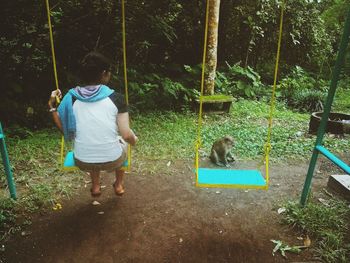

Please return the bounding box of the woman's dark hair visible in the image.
[79,51,112,83]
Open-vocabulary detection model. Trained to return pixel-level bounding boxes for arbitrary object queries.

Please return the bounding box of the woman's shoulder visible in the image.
[107,91,128,113]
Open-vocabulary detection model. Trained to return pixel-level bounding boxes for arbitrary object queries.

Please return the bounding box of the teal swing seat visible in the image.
[63,151,128,170]
[63,151,76,169]
[197,168,266,189]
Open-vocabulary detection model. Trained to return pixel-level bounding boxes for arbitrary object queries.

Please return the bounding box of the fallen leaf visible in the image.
[277,207,286,214]
[323,188,334,198]
[318,198,330,207]
[295,131,303,137]
[21,231,31,237]
[304,235,311,247]
[271,240,306,258]
[52,203,62,210]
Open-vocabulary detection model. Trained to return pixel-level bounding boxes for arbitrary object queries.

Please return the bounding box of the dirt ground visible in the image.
[1,157,341,263]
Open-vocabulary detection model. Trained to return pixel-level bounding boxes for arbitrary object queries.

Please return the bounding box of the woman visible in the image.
[48,52,137,197]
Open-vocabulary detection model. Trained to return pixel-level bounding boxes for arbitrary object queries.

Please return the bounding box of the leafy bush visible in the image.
[126,66,199,111]
[279,66,328,112]
[215,62,269,99]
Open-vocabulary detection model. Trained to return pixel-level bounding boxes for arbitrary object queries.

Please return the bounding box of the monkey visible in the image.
[209,135,236,167]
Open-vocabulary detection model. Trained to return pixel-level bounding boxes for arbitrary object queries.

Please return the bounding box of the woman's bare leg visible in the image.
[114,169,125,195]
[90,171,101,196]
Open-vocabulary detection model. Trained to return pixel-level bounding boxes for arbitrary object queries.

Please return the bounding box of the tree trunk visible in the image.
[204,0,220,95]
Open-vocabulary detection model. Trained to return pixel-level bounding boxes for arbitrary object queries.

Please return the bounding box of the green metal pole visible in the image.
[300,7,350,206]
[0,122,17,200]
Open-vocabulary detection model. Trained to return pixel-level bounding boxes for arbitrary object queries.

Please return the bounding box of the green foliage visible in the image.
[0,198,16,229]
[1,0,349,127]
[321,0,350,67]
[23,184,55,212]
[282,200,350,263]
[334,88,350,112]
[132,99,348,160]
[215,62,268,99]
[283,0,333,73]
[0,128,84,239]
[126,68,199,111]
[132,111,197,159]
[279,66,328,112]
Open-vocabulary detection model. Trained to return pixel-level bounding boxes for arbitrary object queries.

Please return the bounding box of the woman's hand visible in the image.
[48,89,62,109]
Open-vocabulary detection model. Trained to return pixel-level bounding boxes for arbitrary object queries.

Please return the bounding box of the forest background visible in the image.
[0,0,350,127]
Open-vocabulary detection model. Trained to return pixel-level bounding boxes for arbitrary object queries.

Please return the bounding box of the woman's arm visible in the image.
[48,90,63,133]
[117,112,137,146]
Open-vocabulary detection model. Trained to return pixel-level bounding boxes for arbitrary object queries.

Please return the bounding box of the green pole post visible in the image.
[300,7,350,206]
[0,122,17,200]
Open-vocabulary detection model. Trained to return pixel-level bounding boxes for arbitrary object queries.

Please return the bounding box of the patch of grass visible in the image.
[282,200,350,263]
[334,88,350,113]
[23,184,55,212]
[133,111,197,160]
[0,198,16,228]
[0,128,84,239]
[133,100,349,160]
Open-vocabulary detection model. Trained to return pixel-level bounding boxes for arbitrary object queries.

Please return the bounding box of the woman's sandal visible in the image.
[112,182,125,196]
[90,187,102,197]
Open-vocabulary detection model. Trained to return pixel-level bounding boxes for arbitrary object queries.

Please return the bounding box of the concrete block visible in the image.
[327,174,350,201]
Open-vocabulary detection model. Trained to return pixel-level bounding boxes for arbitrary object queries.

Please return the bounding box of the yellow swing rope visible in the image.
[45,0,59,97]
[121,0,132,171]
[45,0,66,167]
[195,0,210,184]
[195,0,285,189]
[262,0,285,188]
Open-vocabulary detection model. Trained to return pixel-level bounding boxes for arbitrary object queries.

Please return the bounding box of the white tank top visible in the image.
[73,94,125,163]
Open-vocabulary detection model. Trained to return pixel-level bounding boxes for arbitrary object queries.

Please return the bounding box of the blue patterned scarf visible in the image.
[57,85,114,141]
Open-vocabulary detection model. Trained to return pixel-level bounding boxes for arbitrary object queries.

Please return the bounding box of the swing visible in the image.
[194,0,285,189]
[45,0,131,171]
[300,7,350,205]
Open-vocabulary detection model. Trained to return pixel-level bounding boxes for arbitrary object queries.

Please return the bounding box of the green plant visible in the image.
[334,88,350,112]
[279,66,328,112]
[126,68,199,111]
[282,200,350,263]
[0,198,16,228]
[215,62,268,99]
[130,99,349,161]
[23,184,55,212]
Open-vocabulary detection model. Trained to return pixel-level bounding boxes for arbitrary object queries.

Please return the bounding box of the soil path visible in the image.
[2,159,331,263]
